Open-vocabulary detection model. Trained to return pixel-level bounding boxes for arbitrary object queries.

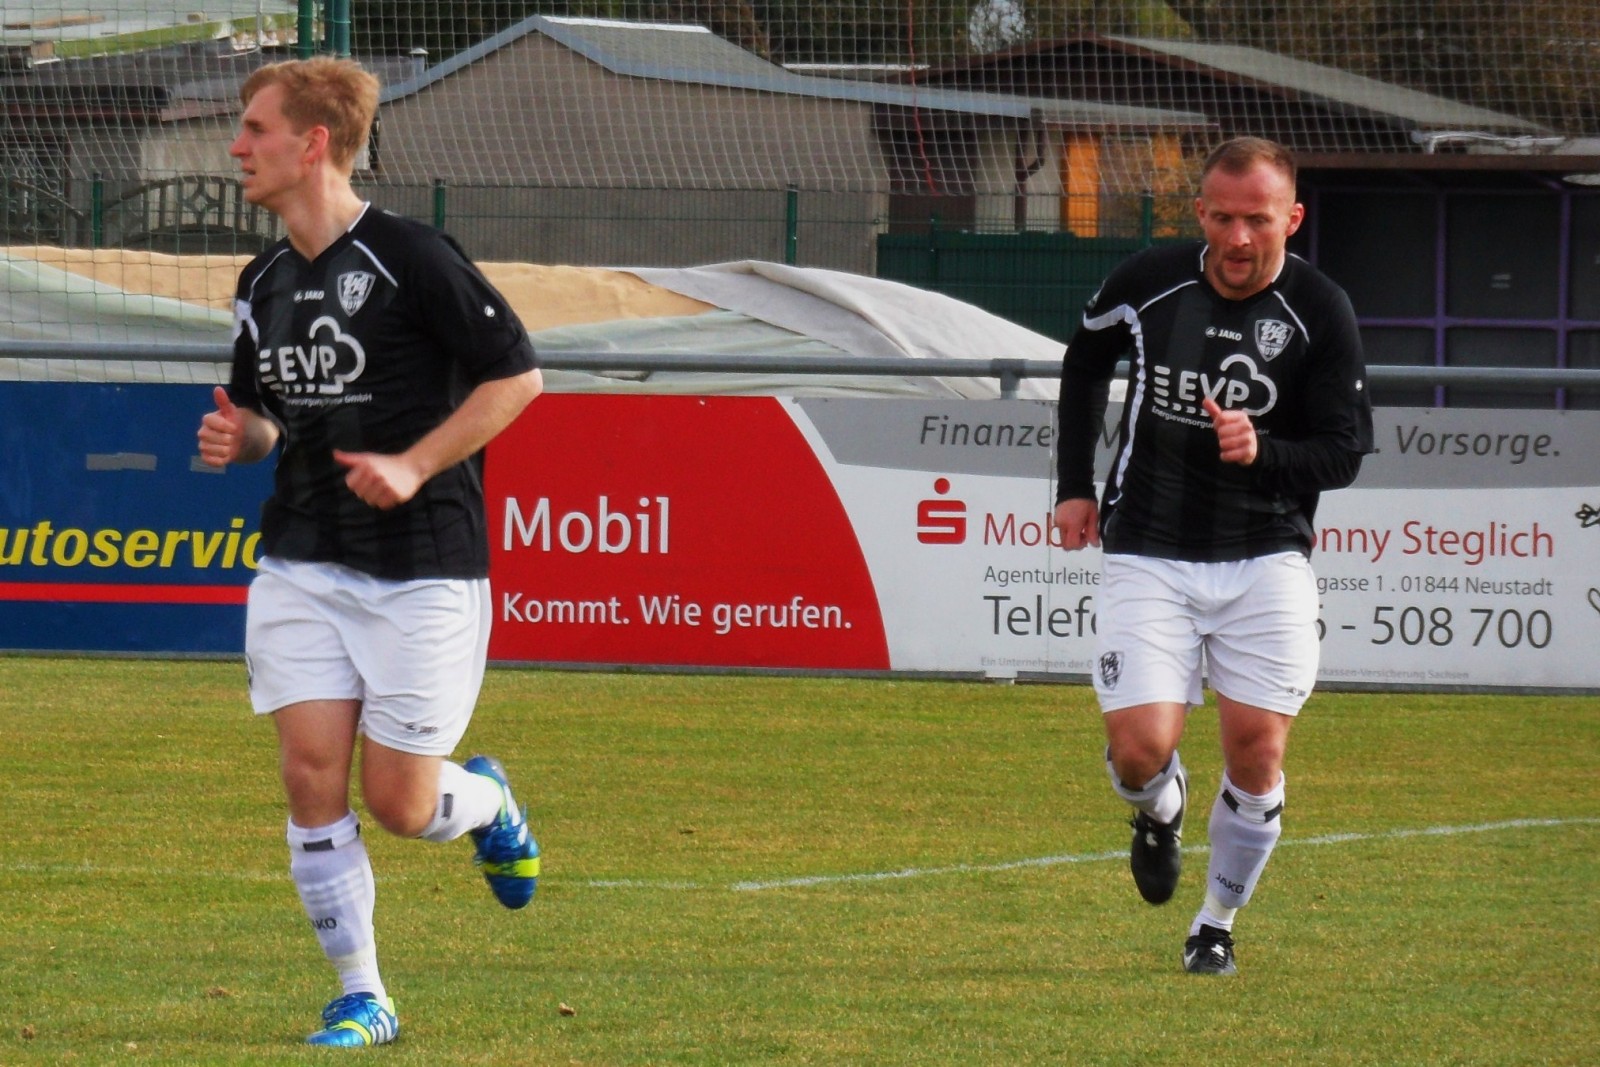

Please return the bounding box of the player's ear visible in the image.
[1285,201,1305,237]
[303,124,331,164]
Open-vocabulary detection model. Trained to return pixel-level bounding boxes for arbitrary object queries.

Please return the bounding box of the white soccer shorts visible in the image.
[245,556,491,756]
[1092,551,1320,715]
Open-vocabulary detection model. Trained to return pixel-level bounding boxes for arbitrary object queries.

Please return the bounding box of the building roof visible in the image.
[0,39,420,122]
[385,16,1211,133]
[1101,34,1552,137]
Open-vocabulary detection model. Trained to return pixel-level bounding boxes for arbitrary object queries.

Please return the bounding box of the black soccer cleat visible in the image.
[1183,924,1238,976]
[1128,764,1186,904]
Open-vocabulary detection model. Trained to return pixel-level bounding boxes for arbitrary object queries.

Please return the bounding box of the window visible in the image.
[1446,195,1559,320]
[1569,331,1600,410]
[1319,192,1434,318]
[1311,184,1600,409]
[1445,328,1557,409]
[1571,197,1600,321]
[1361,327,1436,407]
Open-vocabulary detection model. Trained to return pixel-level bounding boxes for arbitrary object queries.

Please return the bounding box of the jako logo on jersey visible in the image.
[1256,319,1294,361]
[259,315,367,396]
[917,478,967,544]
[337,271,376,317]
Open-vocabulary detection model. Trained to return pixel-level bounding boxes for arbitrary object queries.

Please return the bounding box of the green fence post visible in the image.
[297,0,315,58]
[91,174,103,248]
[433,179,446,229]
[784,185,798,265]
[328,0,351,57]
[1140,192,1154,246]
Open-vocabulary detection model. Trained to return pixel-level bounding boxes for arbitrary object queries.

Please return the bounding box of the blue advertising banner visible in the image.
[0,382,269,654]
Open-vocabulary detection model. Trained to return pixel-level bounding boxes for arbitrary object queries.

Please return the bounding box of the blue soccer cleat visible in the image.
[304,992,398,1047]
[464,754,540,909]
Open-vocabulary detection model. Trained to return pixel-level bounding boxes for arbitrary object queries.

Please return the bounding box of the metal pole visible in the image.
[784,185,798,265]
[297,0,315,58]
[433,179,446,229]
[91,174,103,248]
[328,0,351,57]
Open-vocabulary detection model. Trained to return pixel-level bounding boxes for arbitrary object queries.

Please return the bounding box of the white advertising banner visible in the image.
[784,399,1600,690]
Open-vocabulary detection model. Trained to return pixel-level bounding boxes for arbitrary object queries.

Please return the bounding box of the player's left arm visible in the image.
[335,367,543,510]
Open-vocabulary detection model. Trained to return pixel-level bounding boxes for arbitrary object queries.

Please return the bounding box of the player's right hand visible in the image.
[197,385,243,467]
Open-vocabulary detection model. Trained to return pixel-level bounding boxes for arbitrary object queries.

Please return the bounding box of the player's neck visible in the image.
[281,179,367,262]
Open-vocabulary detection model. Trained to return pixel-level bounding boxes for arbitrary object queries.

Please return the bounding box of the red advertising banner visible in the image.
[485,395,890,669]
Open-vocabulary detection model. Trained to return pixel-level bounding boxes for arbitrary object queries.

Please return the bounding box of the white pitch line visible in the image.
[601,815,1600,893]
[727,849,1130,892]
[6,817,1595,892]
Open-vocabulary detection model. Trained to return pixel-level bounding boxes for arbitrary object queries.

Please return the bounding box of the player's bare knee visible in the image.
[280,761,348,815]
[1222,744,1285,794]
[1108,741,1175,791]
[363,791,435,838]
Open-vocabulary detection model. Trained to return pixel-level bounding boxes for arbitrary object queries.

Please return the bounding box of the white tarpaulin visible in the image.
[0,249,1064,398]
[610,260,1062,399]
[0,249,232,384]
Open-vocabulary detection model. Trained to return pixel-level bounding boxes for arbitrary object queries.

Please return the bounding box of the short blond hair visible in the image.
[241,58,379,171]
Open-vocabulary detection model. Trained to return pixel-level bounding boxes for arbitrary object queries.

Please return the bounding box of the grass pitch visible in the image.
[0,657,1596,1065]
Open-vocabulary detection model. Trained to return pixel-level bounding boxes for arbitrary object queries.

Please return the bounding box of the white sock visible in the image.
[418,760,506,843]
[1197,771,1285,928]
[288,812,385,1000]
[1107,750,1186,826]
[1192,890,1239,935]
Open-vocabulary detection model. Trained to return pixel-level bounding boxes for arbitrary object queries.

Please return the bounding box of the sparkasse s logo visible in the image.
[917,478,967,544]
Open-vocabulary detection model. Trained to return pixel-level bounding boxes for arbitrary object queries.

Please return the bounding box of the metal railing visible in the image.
[4,339,1600,400]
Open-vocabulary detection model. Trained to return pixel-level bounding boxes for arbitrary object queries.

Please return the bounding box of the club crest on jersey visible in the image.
[1098,651,1123,692]
[337,271,376,317]
[1255,320,1294,361]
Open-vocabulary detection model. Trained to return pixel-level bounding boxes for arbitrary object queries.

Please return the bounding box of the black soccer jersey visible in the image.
[229,205,539,580]
[1055,242,1372,563]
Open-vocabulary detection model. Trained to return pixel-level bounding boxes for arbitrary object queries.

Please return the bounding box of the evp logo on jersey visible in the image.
[917,477,967,544]
[258,315,368,397]
[1153,353,1279,419]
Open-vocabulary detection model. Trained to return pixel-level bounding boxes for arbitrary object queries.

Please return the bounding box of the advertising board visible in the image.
[4,384,1596,690]
[486,396,1600,690]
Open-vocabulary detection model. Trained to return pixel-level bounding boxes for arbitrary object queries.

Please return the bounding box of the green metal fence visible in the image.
[876,229,1191,343]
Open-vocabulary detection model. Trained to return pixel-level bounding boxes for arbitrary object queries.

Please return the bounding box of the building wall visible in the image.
[377,35,887,191]
[367,182,885,272]
[971,126,1064,233]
